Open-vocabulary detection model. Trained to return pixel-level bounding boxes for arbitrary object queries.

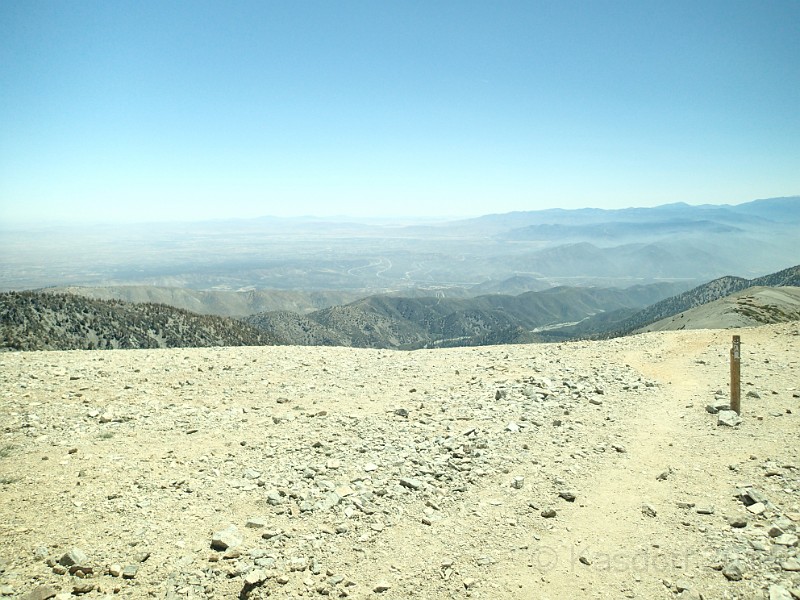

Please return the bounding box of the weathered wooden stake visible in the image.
[730,335,741,415]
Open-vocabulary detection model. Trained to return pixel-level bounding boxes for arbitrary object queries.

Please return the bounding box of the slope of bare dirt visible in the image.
[639,286,800,333]
[1,325,798,600]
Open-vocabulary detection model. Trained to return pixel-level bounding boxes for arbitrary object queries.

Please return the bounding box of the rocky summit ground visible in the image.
[1,324,798,600]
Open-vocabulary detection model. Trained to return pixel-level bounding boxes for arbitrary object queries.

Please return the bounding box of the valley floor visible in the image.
[1,324,798,599]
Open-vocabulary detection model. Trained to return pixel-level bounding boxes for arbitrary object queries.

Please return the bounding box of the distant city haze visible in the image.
[1,1,799,223]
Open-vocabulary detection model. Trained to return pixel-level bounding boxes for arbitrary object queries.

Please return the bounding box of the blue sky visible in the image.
[1,1,798,222]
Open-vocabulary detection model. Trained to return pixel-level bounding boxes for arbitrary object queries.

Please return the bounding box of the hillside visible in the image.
[44,286,365,317]
[1,324,798,599]
[0,291,281,351]
[246,282,688,349]
[579,264,800,339]
[639,286,800,333]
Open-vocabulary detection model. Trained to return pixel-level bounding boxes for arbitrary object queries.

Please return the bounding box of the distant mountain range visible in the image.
[2,196,798,292]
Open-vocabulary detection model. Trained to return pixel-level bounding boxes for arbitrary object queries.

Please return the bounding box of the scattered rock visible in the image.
[722,561,743,581]
[641,504,657,518]
[399,477,423,490]
[58,548,88,567]
[769,585,794,600]
[728,516,748,528]
[245,517,266,529]
[21,586,57,600]
[71,581,94,595]
[781,558,800,572]
[717,410,742,427]
[211,524,242,550]
[122,564,138,579]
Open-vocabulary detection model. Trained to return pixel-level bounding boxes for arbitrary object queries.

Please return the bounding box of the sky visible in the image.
[1,0,799,223]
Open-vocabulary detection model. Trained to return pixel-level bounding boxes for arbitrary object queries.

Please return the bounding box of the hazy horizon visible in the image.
[2,1,799,223]
[1,196,796,228]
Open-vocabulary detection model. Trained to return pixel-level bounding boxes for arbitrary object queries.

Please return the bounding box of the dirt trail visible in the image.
[510,330,735,599]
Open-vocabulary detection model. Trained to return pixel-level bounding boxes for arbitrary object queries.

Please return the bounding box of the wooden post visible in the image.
[730,335,741,415]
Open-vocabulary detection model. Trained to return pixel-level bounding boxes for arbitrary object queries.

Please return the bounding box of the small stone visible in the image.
[276,575,290,585]
[769,585,793,600]
[717,410,742,427]
[21,586,57,600]
[211,525,242,550]
[261,529,281,540]
[266,489,283,505]
[59,548,89,567]
[71,581,94,595]
[739,487,769,506]
[641,504,657,518]
[399,477,423,490]
[558,490,577,502]
[722,561,743,581]
[122,564,138,579]
[364,463,378,472]
[541,509,557,518]
[463,578,477,590]
[695,505,715,515]
[768,524,786,537]
[728,516,748,528]
[746,502,766,515]
[774,534,799,546]
[246,518,266,529]
[108,564,122,577]
[373,581,391,593]
[511,476,524,489]
[781,558,800,571]
[578,556,591,566]
[245,569,267,586]
[675,580,692,592]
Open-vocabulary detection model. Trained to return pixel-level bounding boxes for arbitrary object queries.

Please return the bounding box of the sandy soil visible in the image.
[1,324,798,599]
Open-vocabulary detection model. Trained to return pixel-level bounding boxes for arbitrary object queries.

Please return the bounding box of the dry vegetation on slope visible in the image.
[1,324,798,599]
[0,292,280,351]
